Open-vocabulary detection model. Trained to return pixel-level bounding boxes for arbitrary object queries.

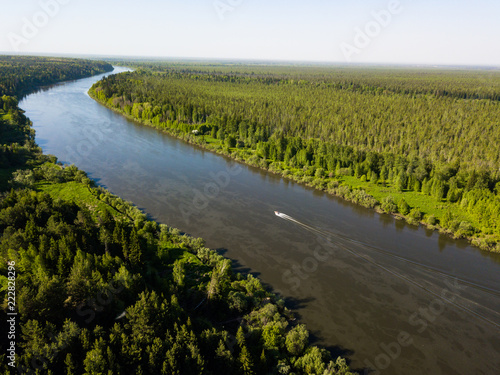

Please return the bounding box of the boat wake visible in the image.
[274,210,500,330]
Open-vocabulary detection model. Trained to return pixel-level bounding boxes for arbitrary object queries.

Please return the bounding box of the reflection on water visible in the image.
[20,67,500,375]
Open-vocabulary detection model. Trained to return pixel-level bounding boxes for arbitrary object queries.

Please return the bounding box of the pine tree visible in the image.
[397,198,410,215]
[238,345,254,375]
[395,171,407,192]
[128,229,142,268]
[64,353,75,375]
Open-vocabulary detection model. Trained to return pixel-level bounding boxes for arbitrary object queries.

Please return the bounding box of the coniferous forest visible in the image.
[1,57,353,374]
[90,62,500,252]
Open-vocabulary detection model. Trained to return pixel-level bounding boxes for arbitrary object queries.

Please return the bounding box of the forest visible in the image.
[0,56,113,97]
[0,57,353,374]
[0,56,113,190]
[89,63,500,252]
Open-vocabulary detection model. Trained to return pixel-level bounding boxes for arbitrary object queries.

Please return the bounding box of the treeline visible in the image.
[106,60,500,101]
[0,95,39,173]
[0,56,113,188]
[90,65,500,251]
[0,56,113,97]
[92,68,500,172]
[0,179,353,374]
[1,58,354,374]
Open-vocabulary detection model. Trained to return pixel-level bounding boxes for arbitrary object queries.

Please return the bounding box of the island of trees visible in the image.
[89,62,500,252]
[1,57,353,374]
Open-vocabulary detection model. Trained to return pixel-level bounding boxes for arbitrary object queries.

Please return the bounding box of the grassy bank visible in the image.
[1,167,353,374]
[89,87,499,253]
[1,57,355,374]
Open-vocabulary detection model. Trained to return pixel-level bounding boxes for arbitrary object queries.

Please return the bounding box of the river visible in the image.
[20,67,500,375]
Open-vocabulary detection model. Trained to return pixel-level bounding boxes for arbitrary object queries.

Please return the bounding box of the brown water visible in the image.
[21,67,500,375]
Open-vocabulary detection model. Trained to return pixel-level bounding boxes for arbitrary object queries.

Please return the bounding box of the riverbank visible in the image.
[1,61,355,375]
[17,65,500,375]
[88,86,499,253]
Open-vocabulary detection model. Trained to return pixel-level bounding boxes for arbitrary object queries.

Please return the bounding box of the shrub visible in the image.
[441,210,453,227]
[10,169,35,187]
[303,166,315,176]
[315,168,325,178]
[285,325,309,356]
[449,220,460,232]
[381,196,398,213]
[426,214,437,226]
[228,291,248,312]
[312,178,326,189]
[397,198,410,215]
[408,207,423,222]
[456,221,475,237]
[327,180,339,190]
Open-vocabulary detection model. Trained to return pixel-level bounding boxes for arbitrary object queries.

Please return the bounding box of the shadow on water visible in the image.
[219,249,262,280]
[216,248,228,256]
[142,211,157,222]
[308,331,363,372]
[209,249,356,362]
[91,178,104,187]
[220,249,325,321]
[279,295,315,312]
[35,138,49,148]
[225,252,365,371]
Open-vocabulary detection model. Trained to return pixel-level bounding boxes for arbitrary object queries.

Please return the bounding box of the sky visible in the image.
[0,0,499,66]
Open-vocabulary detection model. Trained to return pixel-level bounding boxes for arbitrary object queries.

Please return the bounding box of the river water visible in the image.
[20,67,500,374]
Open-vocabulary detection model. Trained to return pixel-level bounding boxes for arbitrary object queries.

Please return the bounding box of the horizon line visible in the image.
[1,51,500,70]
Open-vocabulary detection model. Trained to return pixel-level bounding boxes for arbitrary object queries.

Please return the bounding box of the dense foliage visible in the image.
[1,57,353,374]
[0,56,113,97]
[0,56,113,189]
[90,64,500,251]
[0,185,352,374]
[92,65,500,172]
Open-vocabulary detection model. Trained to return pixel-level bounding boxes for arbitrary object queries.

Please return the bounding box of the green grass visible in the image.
[159,245,202,265]
[203,135,218,144]
[37,179,204,263]
[341,175,475,223]
[36,180,121,219]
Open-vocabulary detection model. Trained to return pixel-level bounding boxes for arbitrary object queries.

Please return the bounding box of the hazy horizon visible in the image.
[3,51,500,70]
[1,0,499,66]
